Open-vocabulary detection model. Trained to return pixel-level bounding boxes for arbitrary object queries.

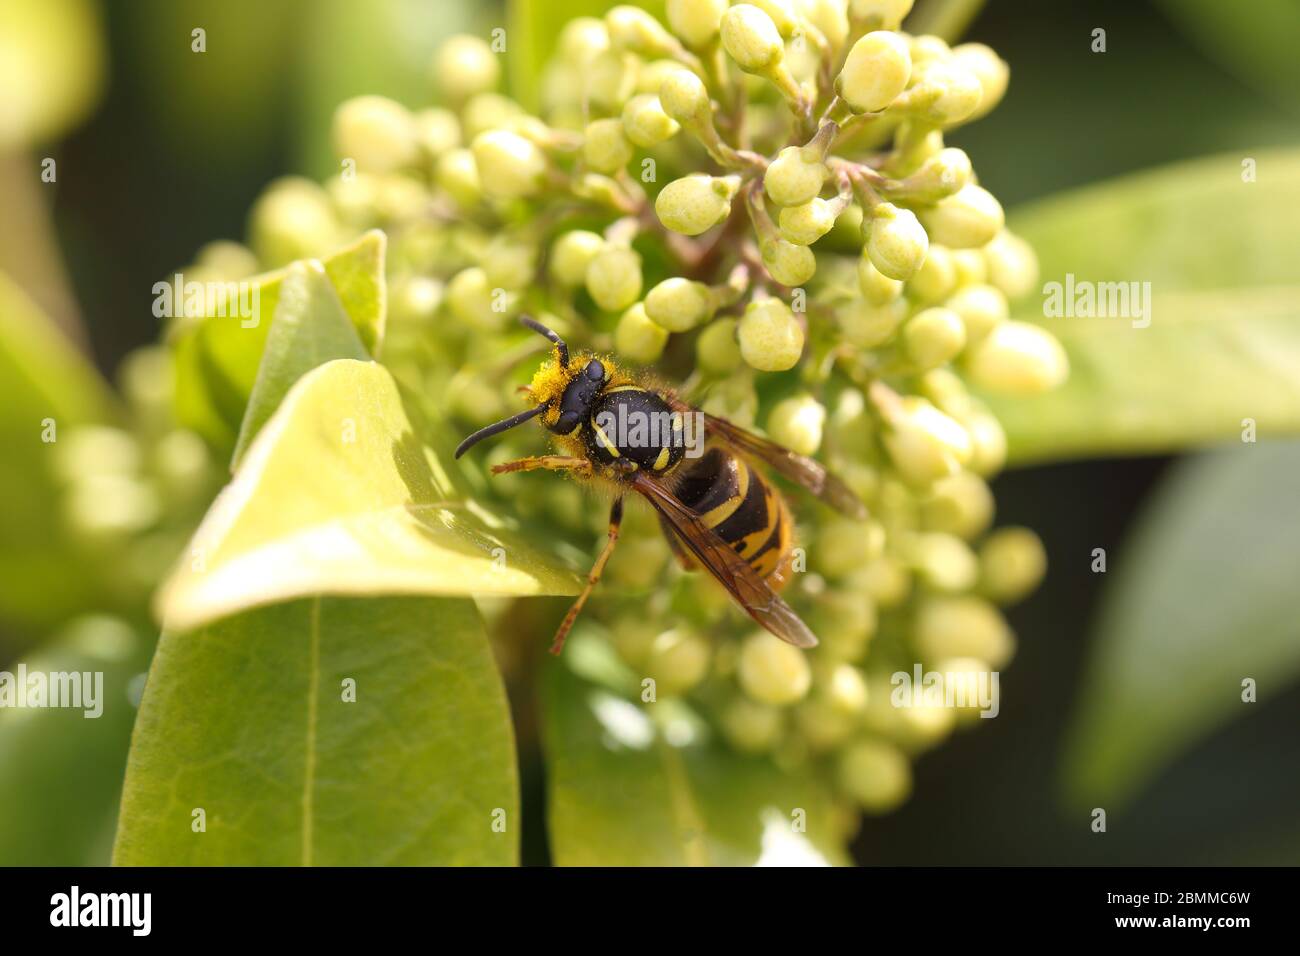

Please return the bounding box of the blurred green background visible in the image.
[3,0,1299,865]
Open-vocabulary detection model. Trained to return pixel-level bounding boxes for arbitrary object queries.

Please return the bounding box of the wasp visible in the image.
[455,316,868,655]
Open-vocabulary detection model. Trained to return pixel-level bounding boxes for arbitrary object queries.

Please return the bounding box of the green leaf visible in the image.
[113,595,518,865]
[158,358,581,633]
[173,230,386,456]
[1061,440,1300,811]
[988,148,1300,464]
[231,259,369,469]
[507,0,664,111]
[0,270,119,634]
[542,636,849,866]
[0,616,151,865]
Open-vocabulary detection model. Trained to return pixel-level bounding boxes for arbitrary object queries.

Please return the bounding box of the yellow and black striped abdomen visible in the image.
[673,447,793,586]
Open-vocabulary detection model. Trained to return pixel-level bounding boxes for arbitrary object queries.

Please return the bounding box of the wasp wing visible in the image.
[631,471,817,648]
[670,399,868,520]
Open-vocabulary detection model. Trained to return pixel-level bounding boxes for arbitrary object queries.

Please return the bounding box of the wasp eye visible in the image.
[556,409,581,433]
[584,359,605,381]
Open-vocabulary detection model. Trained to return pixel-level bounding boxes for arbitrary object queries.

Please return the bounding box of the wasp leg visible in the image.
[491,455,593,478]
[549,496,624,656]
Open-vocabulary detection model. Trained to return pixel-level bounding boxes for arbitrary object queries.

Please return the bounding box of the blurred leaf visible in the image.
[507,0,664,112]
[1062,439,1300,810]
[158,358,581,633]
[0,0,105,149]
[1158,0,1300,114]
[0,616,151,865]
[0,271,119,634]
[173,230,386,456]
[232,260,369,469]
[114,596,518,865]
[542,638,849,866]
[989,149,1300,463]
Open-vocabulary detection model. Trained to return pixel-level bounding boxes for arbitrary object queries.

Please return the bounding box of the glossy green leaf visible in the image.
[114,596,518,865]
[507,0,664,111]
[158,358,581,633]
[988,149,1300,464]
[232,259,369,469]
[1062,439,1300,810]
[173,230,385,456]
[0,616,151,865]
[0,271,119,634]
[542,635,849,866]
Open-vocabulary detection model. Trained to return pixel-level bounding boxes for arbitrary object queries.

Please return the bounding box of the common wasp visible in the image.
[456,316,868,654]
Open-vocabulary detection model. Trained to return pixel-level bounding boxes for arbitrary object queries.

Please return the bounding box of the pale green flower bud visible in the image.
[856,554,911,608]
[952,42,1009,120]
[549,230,605,286]
[764,145,828,206]
[645,277,714,331]
[622,93,680,147]
[658,67,712,125]
[248,178,340,268]
[908,34,951,64]
[761,237,818,286]
[914,595,1013,668]
[413,107,462,158]
[614,301,669,362]
[738,631,812,706]
[866,202,929,280]
[332,96,419,174]
[920,471,994,540]
[840,296,906,347]
[964,409,1007,477]
[471,129,547,200]
[767,393,826,455]
[460,93,524,141]
[880,395,972,486]
[811,590,878,661]
[448,266,510,329]
[979,526,1047,605]
[951,247,989,286]
[432,34,500,102]
[666,0,729,47]
[917,184,1004,248]
[848,0,914,31]
[964,321,1068,394]
[818,517,886,578]
[587,50,640,110]
[721,4,785,72]
[719,697,784,753]
[907,531,979,592]
[644,627,712,696]
[559,17,611,65]
[983,229,1039,299]
[822,662,869,714]
[903,59,983,125]
[905,147,973,201]
[656,173,740,235]
[482,237,537,290]
[836,31,911,113]
[902,306,966,370]
[696,318,743,374]
[778,197,839,245]
[739,299,805,370]
[857,253,904,304]
[905,243,957,303]
[390,275,443,327]
[800,0,850,50]
[583,118,634,173]
[435,148,481,206]
[944,283,1008,342]
[837,738,911,813]
[795,696,858,751]
[606,5,680,56]
[586,244,644,311]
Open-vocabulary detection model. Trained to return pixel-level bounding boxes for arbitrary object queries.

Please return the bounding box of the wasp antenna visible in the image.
[455,404,546,458]
[520,315,569,367]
